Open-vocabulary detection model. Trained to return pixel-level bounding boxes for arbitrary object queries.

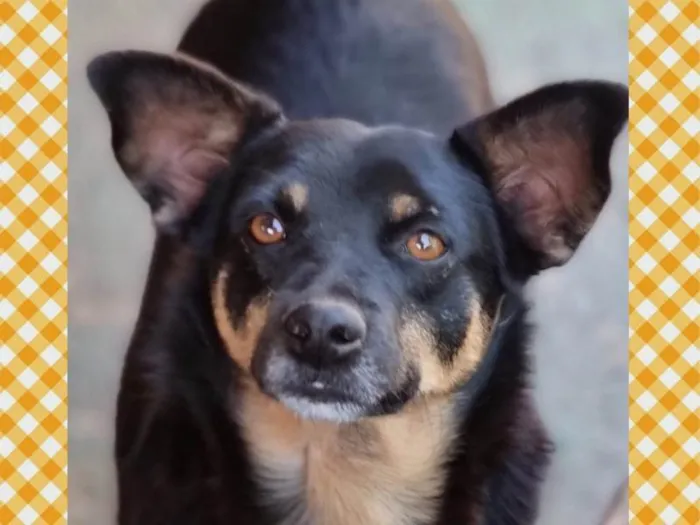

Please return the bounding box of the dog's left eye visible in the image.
[406,231,446,261]
[249,213,286,244]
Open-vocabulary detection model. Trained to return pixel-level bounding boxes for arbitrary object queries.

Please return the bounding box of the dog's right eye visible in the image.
[406,231,447,261]
[249,213,286,244]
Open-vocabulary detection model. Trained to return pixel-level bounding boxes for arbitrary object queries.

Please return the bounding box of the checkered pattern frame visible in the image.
[629,1,699,524]
[2,1,67,524]
[1,0,697,523]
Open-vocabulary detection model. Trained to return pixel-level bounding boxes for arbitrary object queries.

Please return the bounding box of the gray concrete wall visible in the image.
[68,1,628,523]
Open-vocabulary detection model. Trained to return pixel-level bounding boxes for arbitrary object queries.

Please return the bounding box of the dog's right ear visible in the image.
[451,81,627,275]
[87,50,283,233]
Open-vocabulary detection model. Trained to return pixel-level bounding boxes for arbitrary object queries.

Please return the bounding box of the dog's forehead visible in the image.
[246,120,452,210]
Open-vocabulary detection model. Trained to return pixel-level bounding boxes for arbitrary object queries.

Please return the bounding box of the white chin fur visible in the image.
[279,396,366,422]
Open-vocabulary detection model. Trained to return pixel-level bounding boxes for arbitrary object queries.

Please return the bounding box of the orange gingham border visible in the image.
[0,0,698,524]
[2,0,68,524]
[629,1,699,524]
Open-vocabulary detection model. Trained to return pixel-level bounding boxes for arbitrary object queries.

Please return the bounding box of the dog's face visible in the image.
[211,120,504,420]
[88,51,627,421]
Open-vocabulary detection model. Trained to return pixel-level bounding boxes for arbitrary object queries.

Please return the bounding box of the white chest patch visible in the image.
[234,386,458,525]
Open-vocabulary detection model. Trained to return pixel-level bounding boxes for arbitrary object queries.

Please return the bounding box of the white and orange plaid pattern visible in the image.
[2,1,67,523]
[629,1,698,524]
[1,0,697,523]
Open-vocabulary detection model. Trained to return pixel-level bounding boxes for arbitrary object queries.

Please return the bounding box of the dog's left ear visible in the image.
[452,81,628,273]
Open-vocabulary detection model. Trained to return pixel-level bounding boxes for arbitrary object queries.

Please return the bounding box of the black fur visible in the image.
[86,1,627,523]
[177,0,478,133]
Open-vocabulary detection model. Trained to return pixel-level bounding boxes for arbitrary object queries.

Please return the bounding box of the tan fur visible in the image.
[401,298,493,396]
[212,267,269,371]
[235,381,457,525]
[213,264,495,524]
[214,261,459,523]
[283,182,309,213]
[389,193,422,223]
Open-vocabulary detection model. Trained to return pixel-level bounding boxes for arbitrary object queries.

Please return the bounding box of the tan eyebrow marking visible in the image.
[389,193,423,222]
[282,182,309,213]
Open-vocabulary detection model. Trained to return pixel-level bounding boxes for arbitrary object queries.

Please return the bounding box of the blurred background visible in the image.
[69,1,628,523]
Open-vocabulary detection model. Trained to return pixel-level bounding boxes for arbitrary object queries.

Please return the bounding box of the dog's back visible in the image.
[179,0,493,133]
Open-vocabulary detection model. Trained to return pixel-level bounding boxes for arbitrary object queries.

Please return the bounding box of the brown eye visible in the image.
[406,231,446,261]
[249,213,286,244]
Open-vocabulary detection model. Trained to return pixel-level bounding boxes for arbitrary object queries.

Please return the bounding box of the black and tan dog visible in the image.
[87,1,627,523]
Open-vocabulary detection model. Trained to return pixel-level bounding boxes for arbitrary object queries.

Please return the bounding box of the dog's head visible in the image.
[88,51,627,422]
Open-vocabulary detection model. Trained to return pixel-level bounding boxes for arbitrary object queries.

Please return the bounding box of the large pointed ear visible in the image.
[452,81,628,274]
[87,50,283,233]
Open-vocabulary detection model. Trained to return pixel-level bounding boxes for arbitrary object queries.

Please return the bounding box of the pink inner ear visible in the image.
[121,103,241,226]
[160,148,230,223]
[460,84,625,269]
[96,51,283,231]
[491,132,596,265]
[496,168,574,263]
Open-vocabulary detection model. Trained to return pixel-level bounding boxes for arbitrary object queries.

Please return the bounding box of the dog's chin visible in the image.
[275,395,368,422]
[255,376,380,423]
[254,375,420,423]
[251,345,419,422]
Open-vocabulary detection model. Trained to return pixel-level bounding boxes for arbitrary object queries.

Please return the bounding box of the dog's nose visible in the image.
[284,301,366,365]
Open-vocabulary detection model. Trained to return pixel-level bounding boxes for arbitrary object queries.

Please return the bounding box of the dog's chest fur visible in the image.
[234,385,458,525]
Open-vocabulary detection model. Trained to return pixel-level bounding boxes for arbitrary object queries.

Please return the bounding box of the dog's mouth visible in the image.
[250,342,412,422]
[285,379,359,403]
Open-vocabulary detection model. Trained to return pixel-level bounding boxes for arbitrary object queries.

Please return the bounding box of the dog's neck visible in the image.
[232,380,460,525]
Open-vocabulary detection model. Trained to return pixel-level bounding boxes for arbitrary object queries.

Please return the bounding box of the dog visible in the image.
[87,1,627,523]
